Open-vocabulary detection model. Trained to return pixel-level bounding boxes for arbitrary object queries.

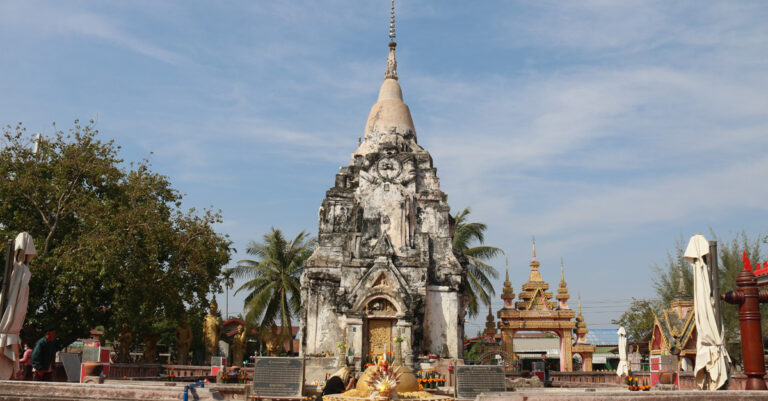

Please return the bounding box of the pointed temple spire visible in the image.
[385,0,398,80]
[560,257,565,282]
[556,257,570,309]
[670,262,693,318]
[501,255,515,308]
[504,256,510,286]
[574,293,590,344]
[578,294,582,315]
[484,302,497,338]
[527,236,543,282]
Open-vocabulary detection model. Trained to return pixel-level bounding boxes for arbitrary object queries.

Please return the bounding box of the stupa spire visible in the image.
[527,236,542,281]
[501,256,515,308]
[560,257,565,282]
[385,0,398,80]
[504,256,510,286]
[556,257,570,309]
[578,294,582,315]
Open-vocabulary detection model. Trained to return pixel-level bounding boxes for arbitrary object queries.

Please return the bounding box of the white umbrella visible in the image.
[616,326,628,377]
[685,234,730,390]
[0,232,35,379]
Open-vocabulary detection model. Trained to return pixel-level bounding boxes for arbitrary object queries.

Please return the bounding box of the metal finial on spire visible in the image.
[385,0,398,80]
[532,236,537,261]
[389,0,396,40]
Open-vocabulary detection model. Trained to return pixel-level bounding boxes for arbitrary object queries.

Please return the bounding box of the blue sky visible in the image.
[1,1,766,334]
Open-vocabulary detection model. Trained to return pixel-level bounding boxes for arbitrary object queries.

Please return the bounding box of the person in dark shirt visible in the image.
[31,329,57,381]
[317,367,356,401]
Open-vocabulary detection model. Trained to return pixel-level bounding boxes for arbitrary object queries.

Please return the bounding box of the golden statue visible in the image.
[231,324,247,367]
[203,297,222,363]
[175,317,193,365]
[265,332,283,356]
[116,323,133,363]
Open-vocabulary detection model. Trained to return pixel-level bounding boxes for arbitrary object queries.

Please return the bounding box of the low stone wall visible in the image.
[477,390,768,401]
[551,370,768,391]
[550,371,629,386]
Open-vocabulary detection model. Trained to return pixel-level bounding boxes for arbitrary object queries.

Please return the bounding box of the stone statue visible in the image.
[175,317,193,365]
[203,298,222,364]
[116,323,133,363]
[142,333,159,363]
[231,325,247,367]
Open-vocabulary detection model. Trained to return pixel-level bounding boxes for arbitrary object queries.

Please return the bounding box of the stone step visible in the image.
[0,381,224,400]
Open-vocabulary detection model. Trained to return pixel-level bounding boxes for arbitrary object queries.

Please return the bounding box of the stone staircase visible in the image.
[0,381,224,400]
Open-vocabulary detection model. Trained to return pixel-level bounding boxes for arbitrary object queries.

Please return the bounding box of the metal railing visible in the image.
[182,380,205,401]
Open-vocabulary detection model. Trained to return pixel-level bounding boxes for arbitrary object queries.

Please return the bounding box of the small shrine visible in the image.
[649,272,697,370]
[495,241,595,372]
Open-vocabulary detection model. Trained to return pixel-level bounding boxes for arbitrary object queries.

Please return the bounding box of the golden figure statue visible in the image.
[175,317,193,365]
[116,323,133,363]
[203,298,222,363]
[231,324,247,367]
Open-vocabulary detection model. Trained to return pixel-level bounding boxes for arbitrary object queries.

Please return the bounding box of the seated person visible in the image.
[318,367,356,401]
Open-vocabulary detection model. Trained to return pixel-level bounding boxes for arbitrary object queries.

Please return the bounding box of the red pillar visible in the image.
[722,268,768,390]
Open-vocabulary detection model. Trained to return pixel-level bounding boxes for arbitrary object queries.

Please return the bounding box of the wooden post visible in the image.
[709,241,724,334]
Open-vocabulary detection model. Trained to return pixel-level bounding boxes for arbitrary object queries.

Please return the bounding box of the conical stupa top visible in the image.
[352,0,419,158]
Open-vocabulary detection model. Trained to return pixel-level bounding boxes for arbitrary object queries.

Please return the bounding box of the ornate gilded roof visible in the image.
[516,240,557,311]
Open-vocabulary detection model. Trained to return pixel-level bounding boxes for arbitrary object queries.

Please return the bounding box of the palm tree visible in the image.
[453,207,502,318]
[222,268,235,319]
[230,228,315,354]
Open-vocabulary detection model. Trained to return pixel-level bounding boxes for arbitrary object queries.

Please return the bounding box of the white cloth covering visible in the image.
[685,234,730,390]
[0,232,35,379]
[616,326,629,376]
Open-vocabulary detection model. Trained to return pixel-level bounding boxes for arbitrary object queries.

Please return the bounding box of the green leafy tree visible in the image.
[611,298,662,342]
[651,236,694,307]
[231,228,315,354]
[452,207,502,318]
[0,121,231,348]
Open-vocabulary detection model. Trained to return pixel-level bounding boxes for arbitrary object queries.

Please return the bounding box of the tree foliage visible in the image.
[0,121,231,348]
[452,207,502,318]
[611,298,662,342]
[231,228,315,353]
